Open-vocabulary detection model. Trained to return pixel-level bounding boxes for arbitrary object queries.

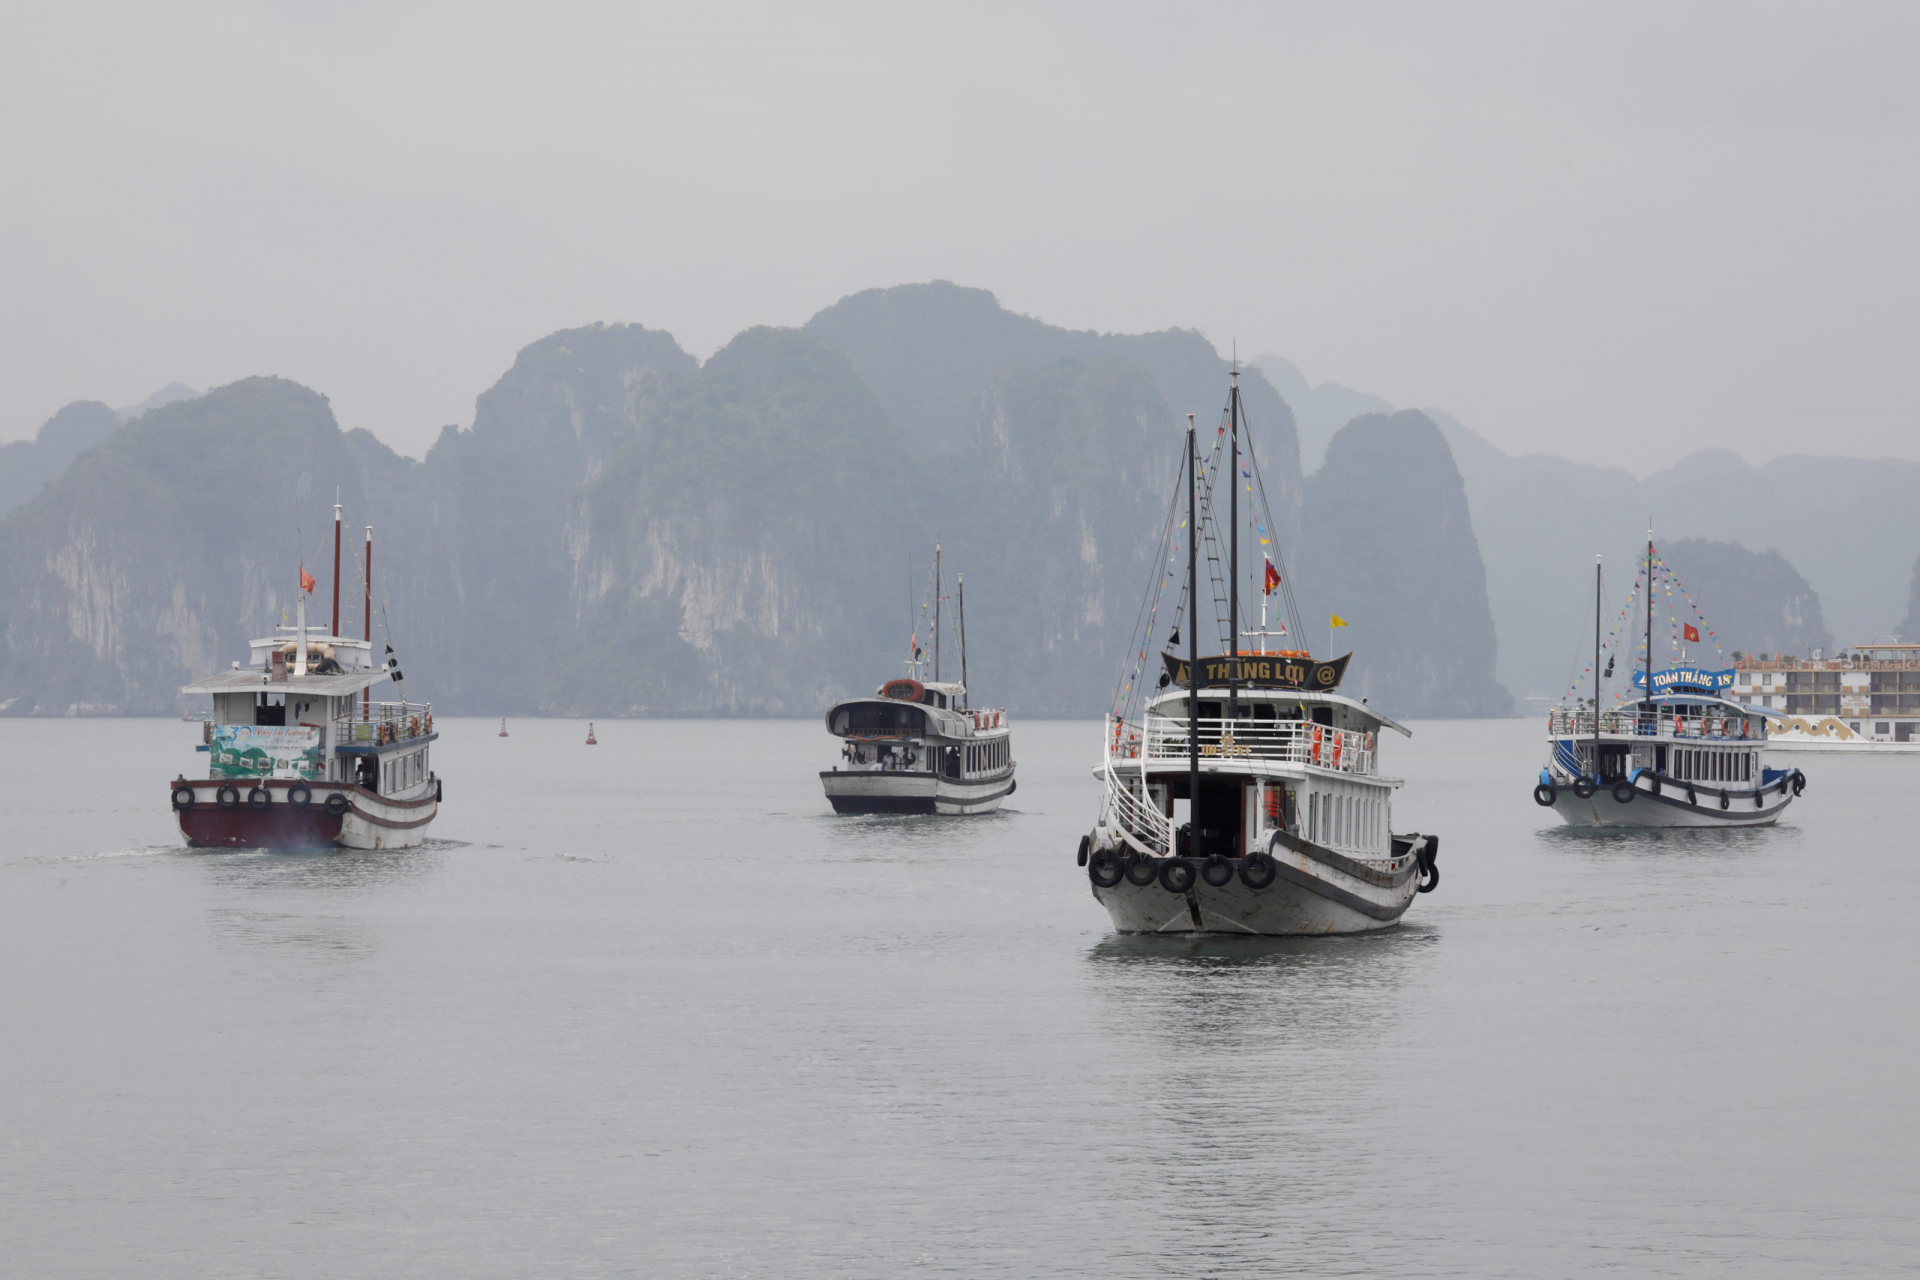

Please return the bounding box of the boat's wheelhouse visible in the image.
[824,678,1012,783]
[1544,694,1773,788]
[1103,683,1409,861]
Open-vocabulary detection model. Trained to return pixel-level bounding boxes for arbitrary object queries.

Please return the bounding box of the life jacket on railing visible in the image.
[1332,734,1344,769]
[1311,724,1324,765]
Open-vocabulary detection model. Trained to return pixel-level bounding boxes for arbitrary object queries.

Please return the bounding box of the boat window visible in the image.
[839,703,928,735]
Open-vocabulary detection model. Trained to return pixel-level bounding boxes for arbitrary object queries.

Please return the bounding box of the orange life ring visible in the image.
[1311,724,1324,765]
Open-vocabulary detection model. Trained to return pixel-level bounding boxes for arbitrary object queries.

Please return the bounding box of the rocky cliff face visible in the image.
[554,327,917,715]
[402,323,698,712]
[1294,411,1513,718]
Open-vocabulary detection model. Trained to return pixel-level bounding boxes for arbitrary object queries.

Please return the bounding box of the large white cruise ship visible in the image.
[1734,642,1920,753]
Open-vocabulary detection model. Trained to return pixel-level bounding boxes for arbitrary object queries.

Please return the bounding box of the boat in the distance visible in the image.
[1533,535,1804,827]
[1079,374,1439,935]
[820,545,1015,815]
[169,506,441,849]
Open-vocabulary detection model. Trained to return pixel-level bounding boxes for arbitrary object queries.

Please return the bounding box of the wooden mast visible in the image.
[330,502,342,637]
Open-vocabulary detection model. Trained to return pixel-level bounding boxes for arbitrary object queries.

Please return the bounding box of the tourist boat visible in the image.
[1732,643,1920,754]
[1078,375,1439,935]
[1533,537,1805,827]
[168,507,440,849]
[820,545,1016,815]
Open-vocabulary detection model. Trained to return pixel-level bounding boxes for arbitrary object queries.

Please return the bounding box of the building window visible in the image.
[1876,722,1891,735]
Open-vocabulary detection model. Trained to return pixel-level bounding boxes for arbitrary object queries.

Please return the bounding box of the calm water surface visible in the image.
[1,717,1915,1277]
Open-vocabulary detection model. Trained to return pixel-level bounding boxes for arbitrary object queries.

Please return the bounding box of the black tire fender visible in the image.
[216,785,241,810]
[1792,770,1806,797]
[1200,855,1234,888]
[1532,783,1557,807]
[1719,791,1731,810]
[170,783,195,810]
[1415,835,1440,894]
[1573,777,1598,799]
[1076,835,1090,867]
[1088,848,1125,889]
[435,778,443,803]
[1158,858,1197,894]
[1239,851,1278,890]
[324,792,349,816]
[1123,854,1160,887]
[1611,781,1636,804]
[1687,787,1698,806]
[247,786,271,810]
[288,783,312,807]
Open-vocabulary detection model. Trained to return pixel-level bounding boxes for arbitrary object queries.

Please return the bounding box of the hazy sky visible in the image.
[5,2,1917,468]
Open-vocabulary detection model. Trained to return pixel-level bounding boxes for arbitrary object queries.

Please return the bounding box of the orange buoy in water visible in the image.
[586,723,598,745]
[498,719,509,737]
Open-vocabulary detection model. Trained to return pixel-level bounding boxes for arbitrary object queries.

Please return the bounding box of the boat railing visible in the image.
[1546,708,1767,742]
[1103,717,1172,857]
[1113,713,1376,775]
[333,701,435,746]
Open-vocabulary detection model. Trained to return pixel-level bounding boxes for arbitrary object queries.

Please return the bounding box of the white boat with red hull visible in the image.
[169,506,441,850]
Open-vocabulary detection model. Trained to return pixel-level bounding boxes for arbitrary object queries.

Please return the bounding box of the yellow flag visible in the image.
[1330,614,1349,628]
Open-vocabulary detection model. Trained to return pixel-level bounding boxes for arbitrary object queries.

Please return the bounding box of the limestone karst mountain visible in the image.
[1293,411,1514,717]
[1653,538,1831,660]
[0,288,1518,719]
[0,400,122,519]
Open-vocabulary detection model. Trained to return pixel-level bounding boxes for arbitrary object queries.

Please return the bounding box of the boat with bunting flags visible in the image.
[168,504,441,849]
[820,543,1016,815]
[1077,372,1440,935]
[1533,531,1804,827]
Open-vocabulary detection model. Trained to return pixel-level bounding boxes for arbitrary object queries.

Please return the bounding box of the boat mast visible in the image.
[933,541,942,684]
[1644,521,1654,717]
[331,500,342,637]
[957,573,968,711]
[363,525,373,723]
[1228,369,1240,718]
[1594,555,1602,782]
[1186,414,1199,852]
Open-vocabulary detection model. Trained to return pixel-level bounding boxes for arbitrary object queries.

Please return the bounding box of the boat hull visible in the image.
[1091,838,1422,937]
[1543,784,1793,828]
[1768,737,1920,755]
[171,778,438,849]
[819,769,1014,815]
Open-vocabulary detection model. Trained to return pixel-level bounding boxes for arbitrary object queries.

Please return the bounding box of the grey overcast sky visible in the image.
[3,2,1916,467]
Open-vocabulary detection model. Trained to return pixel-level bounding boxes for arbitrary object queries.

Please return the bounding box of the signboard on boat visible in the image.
[1162,651,1351,692]
[209,725,322,780]
[1632,666,1735,693]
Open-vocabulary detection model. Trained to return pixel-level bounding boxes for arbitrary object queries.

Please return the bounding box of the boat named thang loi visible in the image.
[1079,374,1439,936]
